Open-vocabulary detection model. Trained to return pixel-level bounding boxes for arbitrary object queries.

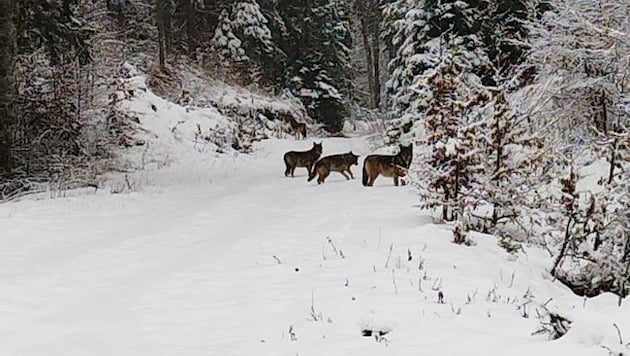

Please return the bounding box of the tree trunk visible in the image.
[0,0,16,175]
[359,14,375,108]
[371,18,381,109]
[163,0,172,55]
[607,138,617,184]
[156,0,166,71]
[183,0,196,55]
[551,216,573,277]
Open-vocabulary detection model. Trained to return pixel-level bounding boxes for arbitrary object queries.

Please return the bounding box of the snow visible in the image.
[1,76,628,356]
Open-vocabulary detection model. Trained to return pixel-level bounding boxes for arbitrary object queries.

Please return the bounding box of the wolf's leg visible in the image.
[318,169,330,184]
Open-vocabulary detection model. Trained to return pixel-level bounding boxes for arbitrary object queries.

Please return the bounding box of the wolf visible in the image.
[279,112,307,140]
[284,142,323,177]
[362,143,413,186]
[288,117,307,140]
[308,151,360,184]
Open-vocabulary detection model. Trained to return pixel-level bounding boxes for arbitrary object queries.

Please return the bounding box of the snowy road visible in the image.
[0,137,625,356]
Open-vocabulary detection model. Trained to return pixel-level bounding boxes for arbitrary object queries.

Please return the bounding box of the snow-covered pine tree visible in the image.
[212,0,280,86]
[467,89,551,235]
[380,0,409,65]
[386,0,489,128]
[276,0,352,132]
[415,36,490,241]
[231,0,280,86]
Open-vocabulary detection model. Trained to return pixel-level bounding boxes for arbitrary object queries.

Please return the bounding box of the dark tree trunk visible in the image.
[0,0,16,175]
[156,0,166,71]
[183,0,196,54]
[371,16,381,109]
[359,15,375,108]
[355,0,383,109]
[551,216,573,277]
[164,0,172,54]
[607,138,617,184]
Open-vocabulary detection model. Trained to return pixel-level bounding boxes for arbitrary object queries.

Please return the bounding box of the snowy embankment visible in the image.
[1,75,628,356]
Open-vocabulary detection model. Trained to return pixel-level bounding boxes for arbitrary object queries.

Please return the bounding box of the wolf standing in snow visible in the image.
[284,142,323,177]
[308,152,359,184]
[362,143,413,186]
[288,117,307,140]
[279,112,307,140]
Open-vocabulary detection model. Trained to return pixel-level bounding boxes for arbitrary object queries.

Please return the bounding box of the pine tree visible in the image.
[480,0,532,82]
[212,9,248,68]
[415,41,489,229]
[386,0,490,123]
[468,89,550,234]
[16,0,93,65]
[277,0,352,131]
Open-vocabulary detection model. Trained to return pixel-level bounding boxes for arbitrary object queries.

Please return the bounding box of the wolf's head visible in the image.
[312,142,323,156]
[346,151,359,166]
[396,143,413,168]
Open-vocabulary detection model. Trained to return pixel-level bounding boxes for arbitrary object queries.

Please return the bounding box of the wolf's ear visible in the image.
[349,150,353,155]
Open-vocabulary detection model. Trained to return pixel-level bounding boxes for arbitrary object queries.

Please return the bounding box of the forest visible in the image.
[0,0,628,334]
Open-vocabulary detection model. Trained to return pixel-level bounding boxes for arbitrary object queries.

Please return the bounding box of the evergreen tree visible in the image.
[468,89,550,234]
[387,1,489,123]
[212,8,248,66]
[276,0,352,131]
[385,0,540,122]
[480,0,532,82]
[16,0,93,65]
[212,0,281,86]
[415,40,489,229]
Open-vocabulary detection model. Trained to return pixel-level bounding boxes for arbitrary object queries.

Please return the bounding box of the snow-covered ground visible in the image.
[1,74,628,356]
[1,136,628,356]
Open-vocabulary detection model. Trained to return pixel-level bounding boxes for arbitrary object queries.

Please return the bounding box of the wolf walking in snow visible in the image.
[308,152,360,184]
[362,143,413,186]
[283,142,323,177]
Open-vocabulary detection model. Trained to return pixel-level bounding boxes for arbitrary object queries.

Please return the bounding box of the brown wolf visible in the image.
[279,112,307,139]
[284,142,323,177]
[308,152,360,184]
[288,117,307,140]
[362,143,413,186]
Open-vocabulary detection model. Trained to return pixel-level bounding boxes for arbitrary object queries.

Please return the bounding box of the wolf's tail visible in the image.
[283,153,291,177]
[362,162,369,186]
